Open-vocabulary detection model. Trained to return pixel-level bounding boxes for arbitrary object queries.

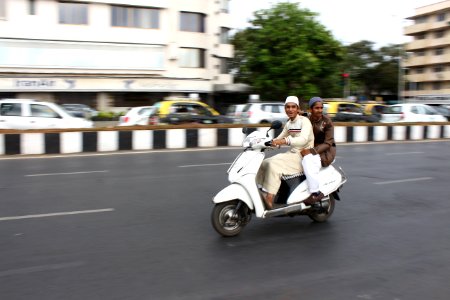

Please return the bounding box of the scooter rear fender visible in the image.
[212,183,254,210]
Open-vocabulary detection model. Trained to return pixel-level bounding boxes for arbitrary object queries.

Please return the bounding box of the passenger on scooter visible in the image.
[256,96,314,210]
[301,97,337,205]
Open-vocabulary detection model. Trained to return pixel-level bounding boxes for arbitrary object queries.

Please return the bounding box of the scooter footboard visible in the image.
[213,183,254,210]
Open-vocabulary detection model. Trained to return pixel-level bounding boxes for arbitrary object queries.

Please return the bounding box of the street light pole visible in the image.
[398,44,403,103]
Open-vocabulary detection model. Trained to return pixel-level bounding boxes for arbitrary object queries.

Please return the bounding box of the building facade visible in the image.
[0,0,245,112]
[403,0,450,102]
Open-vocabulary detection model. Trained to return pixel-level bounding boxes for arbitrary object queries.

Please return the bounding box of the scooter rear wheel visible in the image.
[308,194,335,222]
[211,200,250,237]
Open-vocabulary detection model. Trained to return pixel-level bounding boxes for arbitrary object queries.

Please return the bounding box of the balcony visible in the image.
[404,22,448,35]
[406,71,450,82]
[405,37,449,51]
[404,54,450,67]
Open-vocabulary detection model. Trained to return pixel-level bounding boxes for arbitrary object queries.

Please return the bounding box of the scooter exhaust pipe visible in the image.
[263,196,331,218]
[263,202,308,218]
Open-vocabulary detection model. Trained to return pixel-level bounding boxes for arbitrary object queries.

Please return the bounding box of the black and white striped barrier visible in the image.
[0,124,449,155]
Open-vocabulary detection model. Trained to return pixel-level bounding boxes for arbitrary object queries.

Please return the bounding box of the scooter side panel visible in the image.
[286,181,310,204]
[286,165,344,204]
[319,165,344,195]
[212,183,254,210]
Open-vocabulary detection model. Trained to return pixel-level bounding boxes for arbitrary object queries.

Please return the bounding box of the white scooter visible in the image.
[211,121,347,237]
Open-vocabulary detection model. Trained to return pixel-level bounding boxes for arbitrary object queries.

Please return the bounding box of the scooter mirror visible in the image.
[270,120,282,130]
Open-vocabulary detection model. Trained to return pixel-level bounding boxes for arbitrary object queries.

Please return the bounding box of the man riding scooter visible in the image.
[256,96,314,210]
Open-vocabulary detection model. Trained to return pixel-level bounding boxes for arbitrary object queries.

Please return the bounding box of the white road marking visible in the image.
[179,163,231,168]
[25,170,108,177]
[0,261,85,277]
[374,177,433,185]
[385,152,424,155]
[0,208,115,222]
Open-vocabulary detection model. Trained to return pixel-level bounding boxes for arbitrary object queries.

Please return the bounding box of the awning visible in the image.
[213,83,252,93]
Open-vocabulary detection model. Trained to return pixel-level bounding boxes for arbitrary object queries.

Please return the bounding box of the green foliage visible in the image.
[231,2,403,101]
[343,42,403,98]
[231,2,344,100]
[92,111,124,121]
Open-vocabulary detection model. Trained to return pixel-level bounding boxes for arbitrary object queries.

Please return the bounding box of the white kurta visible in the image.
[256,115,314,194]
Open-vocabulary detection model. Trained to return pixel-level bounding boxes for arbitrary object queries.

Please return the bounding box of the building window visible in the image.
[0,0,5,19]
[435,48,444,55]
[220,0,230,13]
[0,40,165,70]
[433,65,444,72]
[220,58,229,74]
[437,13,446,22]
[29,0,36,15]
[415,16,427,24]
[220,27,230,44]
[416,67,424,74]
[415,51,426,57]
[111,6,159,29]
[59,2,88,25]
[432,82,441,90]
[180,12,205,32]
[179,48,205,68]
[434,30,445,38]
[416,34,426,40]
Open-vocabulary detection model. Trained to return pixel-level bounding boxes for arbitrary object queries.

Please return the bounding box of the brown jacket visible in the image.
[309,114,336,167]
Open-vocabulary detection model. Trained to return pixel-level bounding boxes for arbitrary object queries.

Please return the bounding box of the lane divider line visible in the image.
[0,261,85,277]
[385,152,424,155]
[374,177,433,185]
[179,163,231,168]
[0,208,115,222]
[25,170,109,177]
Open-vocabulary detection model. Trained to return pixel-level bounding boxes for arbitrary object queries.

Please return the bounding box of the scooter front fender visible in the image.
[213,183,254,210]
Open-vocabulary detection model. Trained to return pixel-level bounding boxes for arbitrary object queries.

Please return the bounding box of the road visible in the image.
[0,141,449,300]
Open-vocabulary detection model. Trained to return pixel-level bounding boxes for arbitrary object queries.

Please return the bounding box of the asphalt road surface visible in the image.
[0,141,449,300]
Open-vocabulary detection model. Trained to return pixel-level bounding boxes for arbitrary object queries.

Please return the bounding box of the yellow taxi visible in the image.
[361,102,388,122]
[149,98,232,125]
[323,101,364,122]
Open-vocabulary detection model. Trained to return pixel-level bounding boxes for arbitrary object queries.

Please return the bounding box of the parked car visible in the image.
[362,103,388,122]
[149,99,233,125]
[324,101,365,122]
[118,106,156,126]
[61,103,98,119]
[426,104,450,121]
[0,99,93,129]
[226,104,247,123]
[239,102,286,124]
[380,103,447,123]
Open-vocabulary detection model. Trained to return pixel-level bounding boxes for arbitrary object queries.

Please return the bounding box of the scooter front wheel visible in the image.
[211,200,251,237]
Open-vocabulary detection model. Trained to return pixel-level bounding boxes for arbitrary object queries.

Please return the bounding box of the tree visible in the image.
[343,41,403,100]
[231,2,344,101]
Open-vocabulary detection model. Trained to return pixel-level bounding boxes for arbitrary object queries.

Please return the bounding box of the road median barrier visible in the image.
[0,122,449,156]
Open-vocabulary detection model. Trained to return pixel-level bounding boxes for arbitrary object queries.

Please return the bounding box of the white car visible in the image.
[0,99,93,129]
[380,103,447,123]
[118,106,156,126]
[240,102,286,124]
[226,104,247,123]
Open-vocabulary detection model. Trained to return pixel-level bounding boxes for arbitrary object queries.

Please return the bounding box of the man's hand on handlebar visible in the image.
[270,138,285,148]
